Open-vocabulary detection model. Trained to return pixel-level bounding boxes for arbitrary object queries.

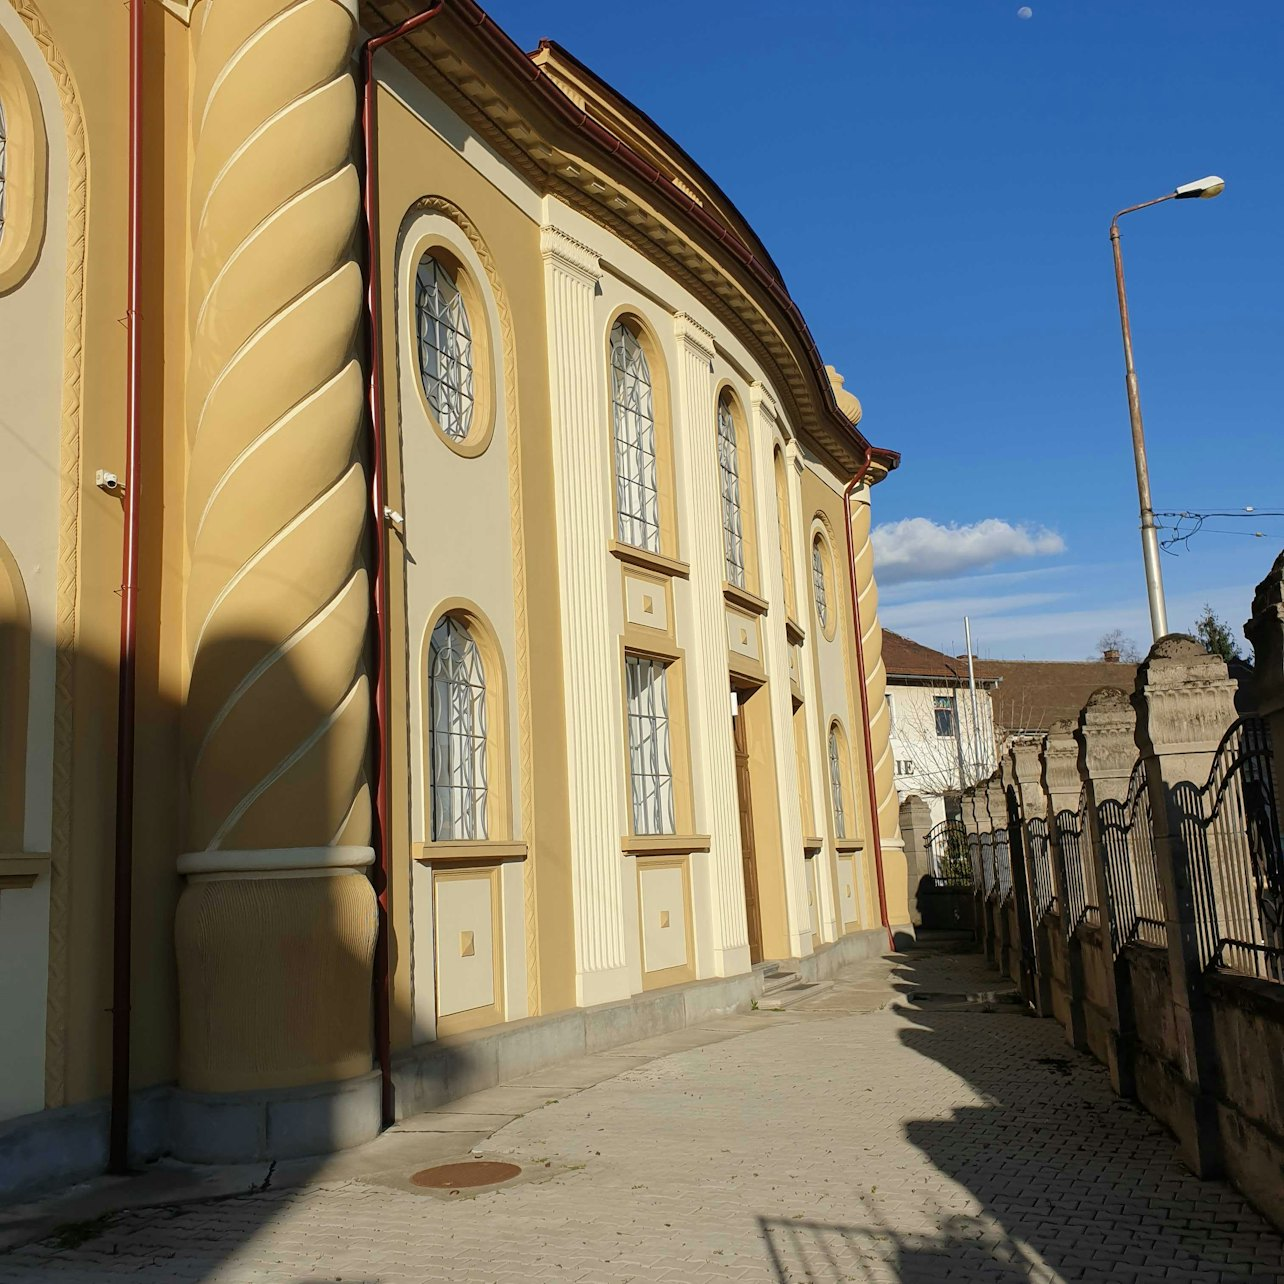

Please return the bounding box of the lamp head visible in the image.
[1174,175,1225,200]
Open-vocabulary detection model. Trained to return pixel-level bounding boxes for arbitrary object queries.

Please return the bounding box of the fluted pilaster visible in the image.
[675,316,749,973]
[848,481,910,924]
[542,225,630,1005]
[176,0,374,1096]
[751,389,812,955]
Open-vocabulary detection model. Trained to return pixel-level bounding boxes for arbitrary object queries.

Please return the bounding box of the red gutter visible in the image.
[360,1,446,1132]
[844,449,895,954]
[109,0,146,1174]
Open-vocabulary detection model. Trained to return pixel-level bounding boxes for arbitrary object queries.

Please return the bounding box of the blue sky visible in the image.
[485,0,1283,660]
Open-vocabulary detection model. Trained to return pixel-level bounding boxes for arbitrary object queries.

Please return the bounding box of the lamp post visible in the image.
[1109,175,1224,642]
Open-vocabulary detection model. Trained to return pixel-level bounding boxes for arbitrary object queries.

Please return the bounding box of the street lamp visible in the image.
[1109,175,1225,642]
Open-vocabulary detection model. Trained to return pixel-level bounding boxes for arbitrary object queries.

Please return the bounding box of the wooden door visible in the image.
[732,697,764,964]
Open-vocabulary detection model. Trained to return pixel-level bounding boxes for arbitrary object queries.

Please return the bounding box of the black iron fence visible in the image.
[1098,759,1166,954]
[1178,716,1283,982]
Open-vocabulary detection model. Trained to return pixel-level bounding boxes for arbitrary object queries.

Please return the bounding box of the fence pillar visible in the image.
[1041,720,1089,1051]
[1078,688,1139,1097]
[1247,551,1284,800]
[899,795,933,928]
[1010,741,1054,1015]
[962,787,993,961]
[984,776,1014,984]
[1133,636,1238,1178]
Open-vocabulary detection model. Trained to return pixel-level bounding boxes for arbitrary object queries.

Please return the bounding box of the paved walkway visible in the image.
[3,940,1283,1283]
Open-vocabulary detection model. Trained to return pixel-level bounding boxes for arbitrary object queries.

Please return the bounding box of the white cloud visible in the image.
[872,517,1066,585]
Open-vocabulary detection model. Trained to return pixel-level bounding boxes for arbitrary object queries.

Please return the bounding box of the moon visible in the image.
[1017,5,1033,16]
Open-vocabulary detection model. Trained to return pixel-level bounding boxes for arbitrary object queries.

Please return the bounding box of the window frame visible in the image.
[716,396,746,589]
[609,319,663,554]
[428,615,491,842]
[827,721,848,840]
[414,251,476,445]
[624,647,677,837]
[401,223,497,461]
[0,25,48,293]
[811,530,837,641]
[934,694,957,740]
[773,446,796,619]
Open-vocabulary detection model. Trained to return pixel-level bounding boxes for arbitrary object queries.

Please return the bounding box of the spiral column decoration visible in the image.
[174,0,376,1095]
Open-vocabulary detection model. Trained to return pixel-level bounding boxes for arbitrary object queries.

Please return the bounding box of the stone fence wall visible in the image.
[910,552,1284,1230]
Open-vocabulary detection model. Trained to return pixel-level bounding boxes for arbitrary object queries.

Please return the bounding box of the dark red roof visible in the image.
[883,631,994,685]
[971,658,1138,734]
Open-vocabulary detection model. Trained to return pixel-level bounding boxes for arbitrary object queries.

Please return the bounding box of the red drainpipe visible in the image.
[109,0,146,1174]
[360,2,446,1131]
[843,448,896,954]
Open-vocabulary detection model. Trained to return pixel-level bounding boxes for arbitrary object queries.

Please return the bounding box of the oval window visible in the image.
[415,253,475,442]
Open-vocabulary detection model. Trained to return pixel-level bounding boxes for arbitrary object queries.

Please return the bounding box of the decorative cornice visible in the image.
[749,380,780,426]
[673,311,715,361]
[540,224,601,285]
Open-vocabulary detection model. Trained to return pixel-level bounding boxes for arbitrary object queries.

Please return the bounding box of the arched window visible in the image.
[0,96,8,244]
[429,616,488,840]
[625,653,674,835]
[415,253,474,442]
[812,537,830,633]
[774,449,795,616]
[610,320,660,552]
[717,398,745,587]
[828,724,847,840]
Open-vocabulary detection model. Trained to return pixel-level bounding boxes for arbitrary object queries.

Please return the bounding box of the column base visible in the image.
[171,1070,382,1165]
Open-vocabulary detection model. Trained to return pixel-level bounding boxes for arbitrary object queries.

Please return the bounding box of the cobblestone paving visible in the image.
[4,944,1284,1283]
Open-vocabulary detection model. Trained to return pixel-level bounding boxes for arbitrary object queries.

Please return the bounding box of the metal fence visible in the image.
[1054,784,1098,935]
[1097,759,1166,954]
[1025,815,1056,923]
[994,826,1013,904]
[926,819,971,887]
[1177,716,1283,981]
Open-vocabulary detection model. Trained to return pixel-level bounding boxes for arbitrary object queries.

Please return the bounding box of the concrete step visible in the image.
[758,979,833,1011]
[762,969,800,996]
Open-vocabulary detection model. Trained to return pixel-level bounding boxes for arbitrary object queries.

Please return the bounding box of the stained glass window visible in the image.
[0,97,8,244]
[812,538,829,632]
[625,654,674,835]
[415,254,474,442]
[429,617,488,840]
[610,322,660,552]
[717,399,745,588]
[828,726,847,840]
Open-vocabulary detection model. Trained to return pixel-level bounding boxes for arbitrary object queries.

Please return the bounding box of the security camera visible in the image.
[96,470,124,494]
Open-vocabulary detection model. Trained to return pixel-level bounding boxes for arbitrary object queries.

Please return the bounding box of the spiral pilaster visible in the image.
[177,0,374,1094]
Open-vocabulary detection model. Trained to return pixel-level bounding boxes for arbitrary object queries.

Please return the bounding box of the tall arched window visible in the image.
[429,617,488,840]
[812,537,829,633]
[0,96,8,244]
[828,724,847,840]
[717,398,745,587]
[774,449,795,616]
[610,320,660,552]
[415,253,475,442]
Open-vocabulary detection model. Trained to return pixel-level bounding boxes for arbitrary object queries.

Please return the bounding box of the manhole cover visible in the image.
[410,1160,521,1190]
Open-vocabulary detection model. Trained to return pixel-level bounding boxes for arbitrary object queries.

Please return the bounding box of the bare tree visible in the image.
[1094,629,1141,663]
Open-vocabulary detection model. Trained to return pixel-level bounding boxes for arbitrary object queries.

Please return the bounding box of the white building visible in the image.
[882,632,999,832]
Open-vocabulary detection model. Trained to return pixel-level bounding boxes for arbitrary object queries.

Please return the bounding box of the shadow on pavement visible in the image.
[756,933,1284,1283]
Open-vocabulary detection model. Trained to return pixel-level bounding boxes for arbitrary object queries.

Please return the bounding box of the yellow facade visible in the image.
[0,0,906,1194]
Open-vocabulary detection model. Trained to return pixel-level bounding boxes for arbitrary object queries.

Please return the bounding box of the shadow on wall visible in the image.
[0,607,484,1282]
[755,938,1284,1283]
